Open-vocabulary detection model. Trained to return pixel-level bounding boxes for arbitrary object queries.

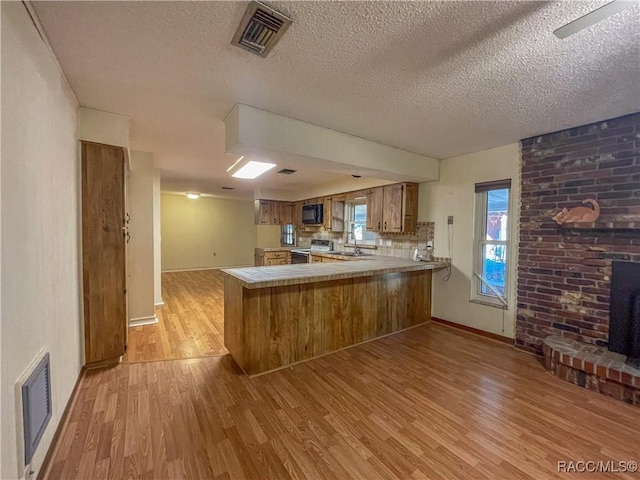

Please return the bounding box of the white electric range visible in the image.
[290,239,333,264]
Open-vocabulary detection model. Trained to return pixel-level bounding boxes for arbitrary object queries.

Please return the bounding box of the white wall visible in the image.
[161,194,256,270]
[127,151,156,321]
[153,175,162,304]
[77,107,129,149]
[256,225,282,248]
[1,3,81,478]
[419,143,520,338]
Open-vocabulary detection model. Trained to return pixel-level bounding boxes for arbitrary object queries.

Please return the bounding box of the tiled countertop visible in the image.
[255,247,297,253]
[222,256,449,289]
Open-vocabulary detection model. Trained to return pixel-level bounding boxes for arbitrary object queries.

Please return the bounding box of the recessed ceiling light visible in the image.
[226,156,276,179]
[186,192,200,199]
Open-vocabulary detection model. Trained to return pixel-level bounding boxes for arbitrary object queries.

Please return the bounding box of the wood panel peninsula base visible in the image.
[223,258,445,376]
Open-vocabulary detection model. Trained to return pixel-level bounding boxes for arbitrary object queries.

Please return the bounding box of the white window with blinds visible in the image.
[471,179,511,308]
[281,224,295,246]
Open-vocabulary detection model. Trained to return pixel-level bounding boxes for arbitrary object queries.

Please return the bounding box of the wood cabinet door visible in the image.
[270,201,280,224]
[280,202,293,225]
[383,184,404,232]
[255,200,273,224]
[82,141,127,365]
[323,197,332,230]
[366,188,383,232]
[293,201,304,229]
[403,183,419,233]
[331,199,345,232]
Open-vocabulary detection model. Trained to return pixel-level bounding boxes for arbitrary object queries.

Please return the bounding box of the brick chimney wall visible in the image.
[516,112,640,355]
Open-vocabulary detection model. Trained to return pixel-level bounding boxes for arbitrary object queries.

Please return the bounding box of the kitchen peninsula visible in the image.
[223,257,447,375]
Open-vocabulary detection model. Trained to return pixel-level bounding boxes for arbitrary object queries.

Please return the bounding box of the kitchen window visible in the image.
[347,202,375,245]
[471,179,511,308]
[281,224,295,246]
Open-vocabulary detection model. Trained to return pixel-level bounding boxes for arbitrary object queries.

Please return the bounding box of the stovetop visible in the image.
[292,239,333,254]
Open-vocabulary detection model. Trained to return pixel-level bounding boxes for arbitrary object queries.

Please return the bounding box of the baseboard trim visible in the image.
[37,367,85,480]
[431,317,513,345]
[128,315,159,327]
[154,300,164,307]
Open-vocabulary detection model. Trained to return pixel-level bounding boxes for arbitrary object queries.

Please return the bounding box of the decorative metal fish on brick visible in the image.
[552,198,600,225]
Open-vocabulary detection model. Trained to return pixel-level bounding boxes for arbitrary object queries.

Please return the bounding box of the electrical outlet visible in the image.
[447,216,454,225]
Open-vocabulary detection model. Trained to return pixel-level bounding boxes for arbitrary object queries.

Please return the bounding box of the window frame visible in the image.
[281,223,295,246]
[471,180,511,309]
[346,200,375,245]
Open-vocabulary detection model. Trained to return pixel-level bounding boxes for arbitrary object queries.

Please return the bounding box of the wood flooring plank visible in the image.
[127,270,228,363]
[41,271,640,480]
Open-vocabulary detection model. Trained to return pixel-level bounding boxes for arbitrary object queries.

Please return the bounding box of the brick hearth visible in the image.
[543,336,640,405]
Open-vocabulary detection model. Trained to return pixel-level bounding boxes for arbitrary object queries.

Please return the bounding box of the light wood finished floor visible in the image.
[43,324,639,480]
[126,270,227,362]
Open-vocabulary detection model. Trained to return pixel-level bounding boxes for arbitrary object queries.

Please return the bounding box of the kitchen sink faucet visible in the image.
[348,231,362,255]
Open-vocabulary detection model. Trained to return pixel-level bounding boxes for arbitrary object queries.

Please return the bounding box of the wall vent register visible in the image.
[21,353,52,465]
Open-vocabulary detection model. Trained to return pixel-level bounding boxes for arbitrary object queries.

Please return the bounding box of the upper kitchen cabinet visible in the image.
[383,184,404,232]
[255,199,274,225]
[322,196,344,232]
[323,196,332,230]
[367,183,418,233]
[255,200,294,225]
[293,201,304,229]
[279,202,293,225]
[366,187,383,232]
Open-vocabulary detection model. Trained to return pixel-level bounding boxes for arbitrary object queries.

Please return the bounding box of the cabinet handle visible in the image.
[384,221,387,230]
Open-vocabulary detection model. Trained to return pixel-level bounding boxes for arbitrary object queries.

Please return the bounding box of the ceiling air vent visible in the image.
[231,1,292,58]
[221,186,235,190]
[277,168,297,175]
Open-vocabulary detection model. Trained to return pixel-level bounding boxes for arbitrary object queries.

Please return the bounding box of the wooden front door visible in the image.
[81,141,127,365]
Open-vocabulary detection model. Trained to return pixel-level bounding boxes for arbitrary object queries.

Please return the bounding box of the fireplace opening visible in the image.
[608,261,640,369]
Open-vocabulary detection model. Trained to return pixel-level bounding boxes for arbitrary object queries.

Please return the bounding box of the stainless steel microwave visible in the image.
[302,204,323,225]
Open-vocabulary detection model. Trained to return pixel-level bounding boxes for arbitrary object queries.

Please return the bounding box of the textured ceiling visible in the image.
[32,1,640,198]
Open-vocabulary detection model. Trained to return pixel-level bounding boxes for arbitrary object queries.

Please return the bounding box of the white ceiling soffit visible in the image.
[225,105,439,183]
[31,1,640,197]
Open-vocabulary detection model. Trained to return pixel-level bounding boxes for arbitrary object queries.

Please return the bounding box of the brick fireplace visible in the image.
[516,112,640,354]
[516,112,640,403]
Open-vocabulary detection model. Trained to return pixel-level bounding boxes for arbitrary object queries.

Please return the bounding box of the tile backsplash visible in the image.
[296,222,435,259]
